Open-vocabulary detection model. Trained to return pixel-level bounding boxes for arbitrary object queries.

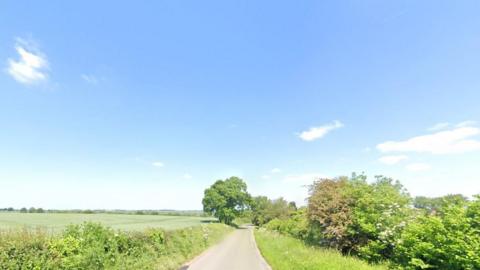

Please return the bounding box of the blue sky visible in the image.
[1,1,479,210]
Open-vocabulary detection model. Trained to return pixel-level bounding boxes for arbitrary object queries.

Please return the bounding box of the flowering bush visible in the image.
[392,199,480,270]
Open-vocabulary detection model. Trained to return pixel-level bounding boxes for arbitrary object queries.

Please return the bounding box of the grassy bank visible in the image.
[255,229,387,270]
[0,222,232,269]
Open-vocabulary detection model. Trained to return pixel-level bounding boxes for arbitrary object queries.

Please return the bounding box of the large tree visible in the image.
[202,176,251,224]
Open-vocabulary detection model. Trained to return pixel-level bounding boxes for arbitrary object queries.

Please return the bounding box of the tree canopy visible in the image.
[202,176,251,224]
[251,196,296,226]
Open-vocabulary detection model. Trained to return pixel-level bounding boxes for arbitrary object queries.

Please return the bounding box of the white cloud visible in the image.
[456,120,476,128]
[299,120,344,141]
[377,127,480,154]
[406,163,431,172]
[152,161,164,167]
[271,168,281,174]
[428,121,476,131]
[284,173,327,185]
[428,122,450,131]
[6,38,48,85]
[81,74,98,84]
[378,155,408,165]
[183,173,192,179]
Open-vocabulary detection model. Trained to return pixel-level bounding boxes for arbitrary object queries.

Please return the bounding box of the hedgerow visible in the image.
[0,222,232,270]
[261,174,480,269]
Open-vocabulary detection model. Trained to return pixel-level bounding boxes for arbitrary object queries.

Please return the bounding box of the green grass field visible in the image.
[0,212,216,232]
[255,229,387,270]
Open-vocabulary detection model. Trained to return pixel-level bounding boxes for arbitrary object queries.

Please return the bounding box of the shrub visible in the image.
[251,196,296,226]
[392,199,480,270]
[0,222,232,270]
[306,174,411,261]
[264,208,309,240]
[307,177,353,250]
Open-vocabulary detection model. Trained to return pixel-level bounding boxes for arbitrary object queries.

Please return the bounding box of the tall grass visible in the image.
[255,229,387,270]
[0,222,232,269]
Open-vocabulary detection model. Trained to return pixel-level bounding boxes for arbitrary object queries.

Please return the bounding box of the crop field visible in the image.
[0,212,216,232]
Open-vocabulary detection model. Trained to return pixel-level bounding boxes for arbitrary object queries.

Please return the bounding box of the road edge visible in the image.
[178,229,237,270]
[250,227,273,270]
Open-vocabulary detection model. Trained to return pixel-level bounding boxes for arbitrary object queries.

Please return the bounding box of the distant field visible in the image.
[0,212,216,232]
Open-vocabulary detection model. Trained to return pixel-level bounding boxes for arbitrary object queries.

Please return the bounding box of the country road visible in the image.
[181,226,271,270]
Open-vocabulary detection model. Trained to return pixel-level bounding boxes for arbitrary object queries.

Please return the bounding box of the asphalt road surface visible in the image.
[182,226,271,270]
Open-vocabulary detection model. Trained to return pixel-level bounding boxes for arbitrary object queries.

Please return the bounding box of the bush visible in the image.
[251,196,296,226]
[306,174,411,262]
[392,199,480,270]
[260,173,480,269]
[0,222,232,270]
[264,208,309,240]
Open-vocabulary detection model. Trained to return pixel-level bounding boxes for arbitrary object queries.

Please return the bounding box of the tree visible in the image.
[307,174,412,261]
[307,177,352,250]
[251,196,270,226]
[414,194,468,215]
[251,196,296,226]
[202,177,251,225]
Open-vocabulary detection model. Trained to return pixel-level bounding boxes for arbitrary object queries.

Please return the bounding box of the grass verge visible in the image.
[0,222,233,269]
[254,229,387,270]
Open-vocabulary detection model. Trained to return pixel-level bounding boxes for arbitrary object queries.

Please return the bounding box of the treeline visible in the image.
[0,208,207,216]
[0,207,46,213]
[202,175,480,269]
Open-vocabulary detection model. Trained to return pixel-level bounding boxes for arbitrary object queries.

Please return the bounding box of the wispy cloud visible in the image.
[299,120,344,142]
[6,38,49,85]
[456,120,476,128]
[406,163,431,172]
[428,121,476,131]
[284,173,327,185]
[81,74,99,85]
[428,122,450,131]
[378,155,408,165]
[271,168,281,173]
[261,175,271,180]
[183,173,192,179]
[152,161,164,167]
[377,125,480,154]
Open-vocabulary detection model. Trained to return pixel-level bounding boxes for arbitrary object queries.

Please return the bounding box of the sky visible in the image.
[1,1,479,210]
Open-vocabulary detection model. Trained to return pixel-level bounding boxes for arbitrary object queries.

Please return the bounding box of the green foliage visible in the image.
[346,175,411,262]
[251,196,296,226]
[255,229,387,270]
[264,208,310,240]
[0,222,233,269]
[307,177,353,250]
[413,194,468,213]
[260,172,480,269]
[306,174,411,262]
[202,176,251,224]
[392,199,480,270]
